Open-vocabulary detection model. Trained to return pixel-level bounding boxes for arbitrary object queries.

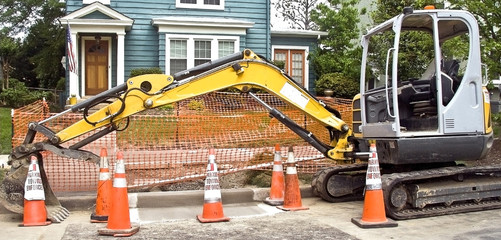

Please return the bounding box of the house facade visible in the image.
[60,0,323,100]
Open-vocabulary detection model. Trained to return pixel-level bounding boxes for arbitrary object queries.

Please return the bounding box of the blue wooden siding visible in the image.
[271,36,320,94]
[67,0,270,83]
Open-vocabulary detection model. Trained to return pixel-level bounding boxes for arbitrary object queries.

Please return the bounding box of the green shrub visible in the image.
[0,79,50,108]
[187,99,205,112]
[56,77,66,90]
[158,104,175,114]
[315,72,359,98]
[130,67,163,78]
[272,60,285,70]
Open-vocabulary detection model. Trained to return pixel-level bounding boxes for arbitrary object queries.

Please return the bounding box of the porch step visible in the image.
[64,96,109,114]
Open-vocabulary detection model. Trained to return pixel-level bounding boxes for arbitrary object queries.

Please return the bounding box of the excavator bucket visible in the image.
[0,155,69,223]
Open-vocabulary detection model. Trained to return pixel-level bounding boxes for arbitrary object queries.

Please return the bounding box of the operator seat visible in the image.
[430,59,460,106]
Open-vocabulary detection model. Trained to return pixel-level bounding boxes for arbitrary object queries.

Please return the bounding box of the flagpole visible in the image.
[66,20,80,99]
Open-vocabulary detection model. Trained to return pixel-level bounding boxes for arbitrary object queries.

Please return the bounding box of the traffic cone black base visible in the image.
[263,197,284,206]
[351,217,397,229]
[98,226,140,237]
[90,213,108,223]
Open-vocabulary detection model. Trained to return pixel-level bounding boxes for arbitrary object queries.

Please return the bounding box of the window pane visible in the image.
[274,53,286,62]
[170,40,187,58]
[204,0,220,5]
[291,53,303,84]
[181,0,196,3]
[170,59,187,74]
[195,40,211,66]
[218,41,234,58]
[170,39,187,73]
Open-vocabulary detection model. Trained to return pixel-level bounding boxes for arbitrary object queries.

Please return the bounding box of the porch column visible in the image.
[69,32,80,99]
[117,32,125,85]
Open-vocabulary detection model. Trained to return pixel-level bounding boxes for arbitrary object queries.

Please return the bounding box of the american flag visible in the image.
[66,23,78,75]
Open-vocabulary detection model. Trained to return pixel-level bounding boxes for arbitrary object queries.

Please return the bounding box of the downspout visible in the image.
[266,0,270,58]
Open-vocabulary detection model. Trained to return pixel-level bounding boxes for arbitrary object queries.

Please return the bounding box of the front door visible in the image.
[85,40,108,95]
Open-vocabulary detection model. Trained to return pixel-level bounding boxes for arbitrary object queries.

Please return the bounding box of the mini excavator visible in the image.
[1,7,500,222]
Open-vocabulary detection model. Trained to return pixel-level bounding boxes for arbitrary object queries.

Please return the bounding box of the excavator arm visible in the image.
[19,49,353,160]
[1,49,354,221]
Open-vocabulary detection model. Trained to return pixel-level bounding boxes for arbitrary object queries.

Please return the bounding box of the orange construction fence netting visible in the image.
[11,92,353,192]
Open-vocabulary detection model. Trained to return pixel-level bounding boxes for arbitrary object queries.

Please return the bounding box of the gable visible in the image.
[80,11,113,20]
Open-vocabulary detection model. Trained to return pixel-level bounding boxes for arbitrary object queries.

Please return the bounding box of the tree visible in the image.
[0,34,20,90]
[0,0,65,90]
[21,0,65,88]
[447,0,501,80]
[273,0,321,30]
[310,0,364,80]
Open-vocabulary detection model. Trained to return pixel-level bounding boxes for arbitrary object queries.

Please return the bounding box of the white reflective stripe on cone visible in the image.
[113,178,127,188]
[115,160,125,173]
[273,163,283,171]
[286,166,297,175]
[204,189,222,203]
[99,172,111,181]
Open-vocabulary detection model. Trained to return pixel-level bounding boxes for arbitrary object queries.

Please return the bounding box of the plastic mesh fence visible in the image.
[11,93,353,192]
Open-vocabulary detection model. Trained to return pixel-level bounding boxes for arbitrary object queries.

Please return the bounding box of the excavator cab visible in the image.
[355,7,493,165]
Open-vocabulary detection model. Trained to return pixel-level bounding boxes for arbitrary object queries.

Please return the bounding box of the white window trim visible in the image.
[272,45,310,89]
[81,36,112,97]
[176,0,225,10]
[165,34,239,75]
[83,0,110,5]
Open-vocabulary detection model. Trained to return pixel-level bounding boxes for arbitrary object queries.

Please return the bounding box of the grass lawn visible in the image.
[0,107,12,154]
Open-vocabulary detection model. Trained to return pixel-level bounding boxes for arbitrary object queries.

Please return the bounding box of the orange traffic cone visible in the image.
[351,143,397,228]
[91,148,113,223]
[277,147,309,211]
[264,144,285,206]
[98,152,139,236]
[197,149,230,223]
[20,156,51,227]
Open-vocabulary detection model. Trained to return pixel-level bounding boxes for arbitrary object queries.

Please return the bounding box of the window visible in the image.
[176,0,224,10]
[166,34,239,75]
[170,40,187,74]
[273,48,307,87]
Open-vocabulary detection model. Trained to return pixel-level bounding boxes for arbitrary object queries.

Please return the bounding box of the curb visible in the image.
[59,186,314,211]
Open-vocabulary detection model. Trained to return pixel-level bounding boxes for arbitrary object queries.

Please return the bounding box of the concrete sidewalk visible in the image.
[2,187,501,240]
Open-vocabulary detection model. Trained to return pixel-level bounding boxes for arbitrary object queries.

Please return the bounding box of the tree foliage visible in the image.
[273,0,320,30]
[22,0,66,88]
[448,0,501,80]
[0,0,65,93]
[372,0,501,80]
[0,0,46,37]
[370,0,443,25]
[309,0,364,97]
